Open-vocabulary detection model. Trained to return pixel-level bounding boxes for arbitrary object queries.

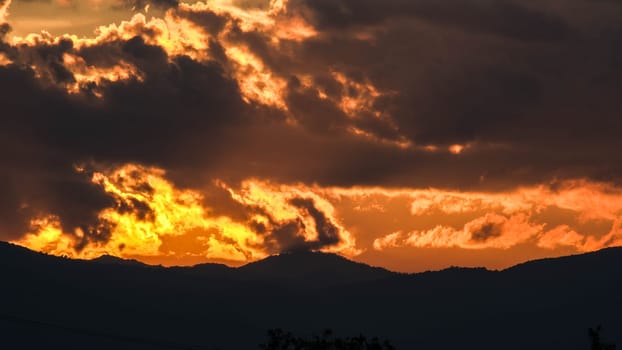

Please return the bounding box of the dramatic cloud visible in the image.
[0,0,621,269]
[369,180,622,253]
[14,165,359,263]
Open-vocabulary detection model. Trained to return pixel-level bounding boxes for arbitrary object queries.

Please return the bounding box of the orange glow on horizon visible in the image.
[15,165,269,262]
[12,164,360,264]
[9,163,622,270]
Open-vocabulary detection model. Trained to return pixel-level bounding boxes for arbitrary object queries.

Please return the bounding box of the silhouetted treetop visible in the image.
[259,329,395,350]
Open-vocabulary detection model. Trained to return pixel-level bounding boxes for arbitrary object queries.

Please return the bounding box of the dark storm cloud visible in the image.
[259,198,342,253]
[0,31,248,244]
[15,38,75,84]
[284,77,350,134]
[1,0,622,245]
[267,220,307,253]
[224,0,622,188]
[0,22,9,38]
[289,0,569,41]
[197,188,345,253]
[290,198,340,248]
[471,222,504,242]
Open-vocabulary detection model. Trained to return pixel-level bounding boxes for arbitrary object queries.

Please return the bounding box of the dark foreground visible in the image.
[0,242,620,349]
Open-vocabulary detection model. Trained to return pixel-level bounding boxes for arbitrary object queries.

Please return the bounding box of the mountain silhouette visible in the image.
[91,254,148,267]
[238,251,393,287]
[1,241,621,350]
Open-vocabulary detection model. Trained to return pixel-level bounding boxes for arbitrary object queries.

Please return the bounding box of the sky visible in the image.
[0,0,621,272]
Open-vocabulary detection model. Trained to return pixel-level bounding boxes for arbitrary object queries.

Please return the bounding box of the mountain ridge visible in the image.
[4,240,622,276]
[1,240,622,349]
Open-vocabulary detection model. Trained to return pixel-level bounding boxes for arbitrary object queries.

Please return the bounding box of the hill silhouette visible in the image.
[0,241,621,349]
[91,254,149,267]
[238,250,394,287]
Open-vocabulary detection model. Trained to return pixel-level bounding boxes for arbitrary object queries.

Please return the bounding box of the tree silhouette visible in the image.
[259,328,395,350]
[589,325,616,350]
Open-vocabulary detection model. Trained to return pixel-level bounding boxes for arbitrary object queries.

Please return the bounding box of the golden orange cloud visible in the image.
[367,181,622,253]
[5,1,300,106]
[13,164,360,264]
[62,53,143,95]
[11,162,622,268]
[224,45,288,108]
[16,165,268,262]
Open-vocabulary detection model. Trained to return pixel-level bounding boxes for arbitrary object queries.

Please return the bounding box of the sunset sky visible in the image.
[1,0,621,272]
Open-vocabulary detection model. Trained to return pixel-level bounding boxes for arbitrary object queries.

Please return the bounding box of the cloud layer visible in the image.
[1,0,622,268]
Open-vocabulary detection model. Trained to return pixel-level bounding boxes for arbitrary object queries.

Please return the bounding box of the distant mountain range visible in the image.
[1,242,620,349]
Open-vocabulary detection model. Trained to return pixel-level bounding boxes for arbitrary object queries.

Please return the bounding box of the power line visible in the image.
[0,313,212,350]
